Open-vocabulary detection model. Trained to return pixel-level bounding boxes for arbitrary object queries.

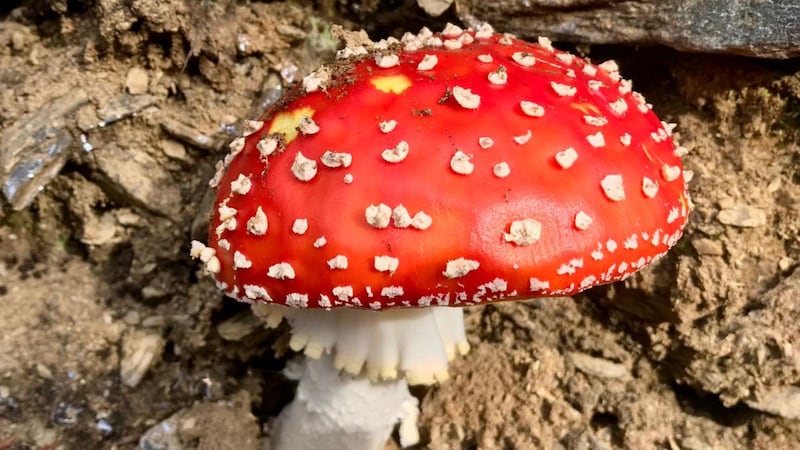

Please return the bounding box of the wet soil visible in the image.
[0,1,799,449]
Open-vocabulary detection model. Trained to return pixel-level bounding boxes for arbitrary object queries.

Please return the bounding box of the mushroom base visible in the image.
[252,304,470,385]
[272,354,419,450]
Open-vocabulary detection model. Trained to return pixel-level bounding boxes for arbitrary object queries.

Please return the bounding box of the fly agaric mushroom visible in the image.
[191,23,690,450]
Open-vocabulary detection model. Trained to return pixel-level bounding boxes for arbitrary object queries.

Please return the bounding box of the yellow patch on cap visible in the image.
[371,75,412,94]
[268,106,316,144]
[569,102,601,116]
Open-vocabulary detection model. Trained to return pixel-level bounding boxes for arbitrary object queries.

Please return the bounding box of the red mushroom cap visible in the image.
[195,25,691,310]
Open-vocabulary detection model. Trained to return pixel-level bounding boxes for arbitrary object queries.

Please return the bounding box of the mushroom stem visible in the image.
[272,353,420,450]
[253,304,470,385]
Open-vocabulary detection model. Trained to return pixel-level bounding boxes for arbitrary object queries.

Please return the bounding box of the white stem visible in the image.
[272,354,420,450]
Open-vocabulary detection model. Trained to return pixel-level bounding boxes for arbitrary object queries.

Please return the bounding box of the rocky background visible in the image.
[0,0,798,449]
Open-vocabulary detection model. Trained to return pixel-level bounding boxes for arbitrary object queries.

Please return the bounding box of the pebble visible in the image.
[35,363,54,379]
[122,310,141,325]
[178,75,192,91]
[568,352,630,379]
[81,214,120,246]
[142,315,166,328]
[417,0,454,16]
[142,284,170,300]
[75,104,101,132]
[120,331,164,388]
[219,114,239,126]
[125,67,150,95]
[767,177,782,193]
[691,237,724,256]
[159,139,189,161]
[115,209,141,226]
[11,31,28,51]
[717,204,767,228]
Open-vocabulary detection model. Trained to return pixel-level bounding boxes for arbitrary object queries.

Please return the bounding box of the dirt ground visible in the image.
[0,1,798,449]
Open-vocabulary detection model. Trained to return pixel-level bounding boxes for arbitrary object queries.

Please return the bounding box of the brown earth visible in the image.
[0,1,798,449]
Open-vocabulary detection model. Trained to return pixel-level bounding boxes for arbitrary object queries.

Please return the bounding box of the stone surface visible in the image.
[455,0,800,58]
[160,116,220,152]
[0,89,87,209]
[97,93,158,126]
[91,143,182,216]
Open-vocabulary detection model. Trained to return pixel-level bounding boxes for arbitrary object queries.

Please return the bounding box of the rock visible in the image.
[678,268,800,407]
[139,413,183,450]
[216,311,263,341]
[142,315,166,328]
[141,285,170,301]
[35,363,54,379]
[455,0,800,58]
[91,143,182,216]
[568,352,630,380]
[139,393,260,450]
[717,204,767,227]
[160,116,220,152]
[122,310,141,325]
[97,93,158,126]
[159,139,190,162]
[219,114,238,127]
[115,208,142,226]
[120,330,164,388]
[746,386,800,419]
[75,103,101,132]
[125,67,149,95]
[11,31,28,51]
[691,238,724,256]
[80,212,122,246]
[0,89,88,210]
[418,0,454,16]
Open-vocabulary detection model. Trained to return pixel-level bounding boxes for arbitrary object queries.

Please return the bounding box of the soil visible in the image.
[1,1,799,449]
